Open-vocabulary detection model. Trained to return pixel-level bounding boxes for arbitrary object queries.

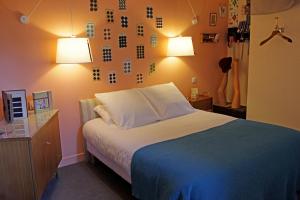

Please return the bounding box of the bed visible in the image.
[80,83,300,200]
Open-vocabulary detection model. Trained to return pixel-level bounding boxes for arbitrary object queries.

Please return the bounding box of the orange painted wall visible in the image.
[0,0,227,164]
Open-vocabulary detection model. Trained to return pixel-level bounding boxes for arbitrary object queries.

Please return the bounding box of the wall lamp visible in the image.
[167,36,195,57]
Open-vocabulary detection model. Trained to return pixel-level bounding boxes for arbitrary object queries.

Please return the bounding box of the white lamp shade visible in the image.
[167,36,195,57]
[56,38,93,64]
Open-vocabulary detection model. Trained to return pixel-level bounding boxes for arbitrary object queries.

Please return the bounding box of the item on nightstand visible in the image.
[0,128,5,135]
[190,88,199,99]
[2,90,28,122]
[32,91,53,113]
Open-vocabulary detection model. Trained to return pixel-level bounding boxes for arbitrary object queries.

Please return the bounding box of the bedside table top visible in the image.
[0,109,58,141]
[189,95,212,102]
[189,95,213,111]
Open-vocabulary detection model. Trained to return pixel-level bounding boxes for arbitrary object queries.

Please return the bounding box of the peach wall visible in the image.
[0,0,227,165]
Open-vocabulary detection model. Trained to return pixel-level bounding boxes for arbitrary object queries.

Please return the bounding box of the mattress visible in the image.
[83,110,235,180]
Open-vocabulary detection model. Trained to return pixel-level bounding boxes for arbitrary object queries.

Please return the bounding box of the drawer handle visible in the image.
[46,141,51,145]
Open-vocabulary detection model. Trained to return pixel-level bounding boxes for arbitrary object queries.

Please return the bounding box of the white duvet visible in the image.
[83,110,235,178]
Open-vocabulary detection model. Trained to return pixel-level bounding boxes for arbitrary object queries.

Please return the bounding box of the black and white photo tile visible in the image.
[90,0,98,12]
[137,45,145,59]
[104,28,111,40]
[121,16,128,28]
[119,33,127,48]
[149,63,156,74]
[137,24,144,36]
[150,34,158,47]
[119,0,126,10]
[136,73,144,84]
[123,59,132,74]
[108,72,117,84]
[86,22,95,38]
[106,9,114,23]
[92,68,100,81]
[103,47,112,62]
[156,17,163,28]
[146,6,153,18]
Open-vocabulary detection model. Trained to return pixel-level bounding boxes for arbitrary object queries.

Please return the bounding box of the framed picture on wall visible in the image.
[209,13,217,26]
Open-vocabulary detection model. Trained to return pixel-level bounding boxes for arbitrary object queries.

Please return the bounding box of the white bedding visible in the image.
[83,110,235,181]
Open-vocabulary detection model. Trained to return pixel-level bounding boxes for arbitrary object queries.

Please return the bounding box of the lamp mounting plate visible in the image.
[20,15,29,24]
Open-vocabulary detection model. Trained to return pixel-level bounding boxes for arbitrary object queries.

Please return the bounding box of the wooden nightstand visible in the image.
[213,104,247,119]
[189,96,213,111]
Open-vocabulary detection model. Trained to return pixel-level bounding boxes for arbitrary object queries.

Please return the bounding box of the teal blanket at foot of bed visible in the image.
[131,119,300,200]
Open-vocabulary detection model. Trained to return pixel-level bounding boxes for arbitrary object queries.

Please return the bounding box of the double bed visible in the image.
[80,83,300,200]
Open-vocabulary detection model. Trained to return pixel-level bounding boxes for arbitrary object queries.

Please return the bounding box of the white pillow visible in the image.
[95,89,159,129]
[138,83,195,120]
[93,105,113,125]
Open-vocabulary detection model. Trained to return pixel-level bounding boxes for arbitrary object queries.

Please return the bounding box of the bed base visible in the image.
[86,141,131,183]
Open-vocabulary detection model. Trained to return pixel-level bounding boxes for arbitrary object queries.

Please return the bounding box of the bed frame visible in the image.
[79,98,131,183]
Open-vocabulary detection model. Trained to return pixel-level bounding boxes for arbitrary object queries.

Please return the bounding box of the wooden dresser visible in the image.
[0,110,62,200]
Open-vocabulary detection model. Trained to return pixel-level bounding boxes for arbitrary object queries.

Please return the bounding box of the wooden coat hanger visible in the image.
[260,17,293,46]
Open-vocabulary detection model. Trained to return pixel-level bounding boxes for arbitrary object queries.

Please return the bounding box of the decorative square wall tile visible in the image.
[92,68,100,81]
[150,34,157,47]
[104,28,111,40]
[137,24,144,36]
[86,22,95,38]
[119,33,127,48]
[146,6,153,18]
[123,59,132,74]
[156,17,163,28]
[90,0,98,12]
[106,9,114,23]
[103,47,112,62]
[136,73,144,84]
[108,72,117,84]
[121,16,128,28]
[137,45,145,59]
[119,0,126,10]
[149,63,156,74]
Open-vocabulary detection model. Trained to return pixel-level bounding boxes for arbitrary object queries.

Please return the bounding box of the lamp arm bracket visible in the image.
[20,0,44,24]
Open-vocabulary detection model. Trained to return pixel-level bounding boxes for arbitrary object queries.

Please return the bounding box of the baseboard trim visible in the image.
[59,153,86,168]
